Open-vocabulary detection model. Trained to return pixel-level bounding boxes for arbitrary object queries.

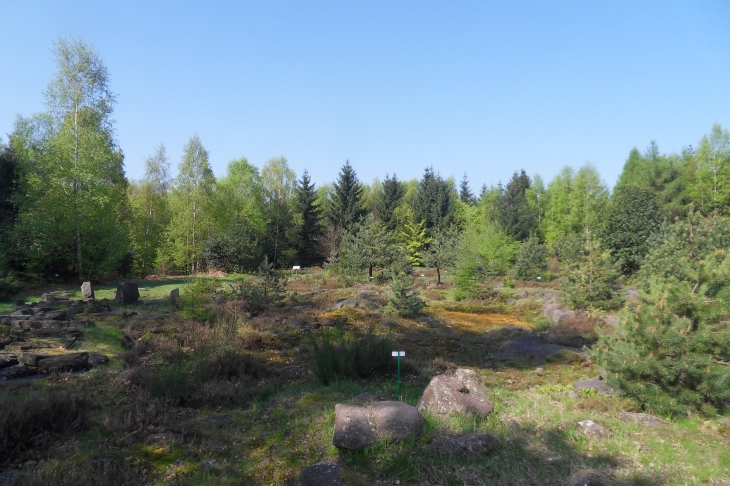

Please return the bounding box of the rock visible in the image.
[418,368,494,417]
[603,314,620,327]
[2,365,41,379]
[552,309,577,325]
[10,309,31,316]
[569,471,609,486]
[36,352,89,373]
[351,393,390,405]
[114,281,140,305]
[290,461,343,486]
[0,468,23,486]
[618,412,667,426]
[45,308,76,320]
[577,419,612,438]
[18,351,50,366]
[330,299,378,310]
[41,293,70,303]
[11,301,24,307]
[574,376,613,394]
[88,353,110,368]
[494,334,575,359]
[199,414,234,423]
[335,316,348,325]
[145,432,184,445]
[531,355,547,365]
[0,354,19,369]
[333,400,425,450]
[81,281,95,300]
[322,318,336,327]
[429,433,499,455]
[170,288,180,308]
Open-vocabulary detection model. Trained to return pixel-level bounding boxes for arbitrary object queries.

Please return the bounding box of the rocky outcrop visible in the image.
[114,282,140,305]
[618,412,667,426]
[574,376,613,394]
[37,352,89,373]
[333,398,424,450]
[577,419,612,438]
[330,298,378,310]
[418,368,494,417]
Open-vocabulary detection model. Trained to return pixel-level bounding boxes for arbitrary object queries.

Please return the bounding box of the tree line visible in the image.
[1,37,729,287]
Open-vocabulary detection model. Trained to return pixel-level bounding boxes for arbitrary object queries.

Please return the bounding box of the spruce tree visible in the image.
[328,160,365,232]
[295,169,324,267]
[496,170,537,241]
[413,167,455,234]
[459,173,475,205]
[561,238,622,310]
[374,173,405,231]
[593,212,730,416]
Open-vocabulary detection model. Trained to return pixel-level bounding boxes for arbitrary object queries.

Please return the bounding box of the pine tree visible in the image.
[374,173,404,231]
[339,214,399,280]
[388,274,424,317]
[561,238,622,310]
[512,236,548,281]
[459,173,475,205]
[295,169,323,267]
[496,170,537,241]
[328,160,365,232]
[593,212,730,416]
[413,167,455,234]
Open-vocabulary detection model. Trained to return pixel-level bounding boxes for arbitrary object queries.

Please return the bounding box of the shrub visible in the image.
[0,276,21,300]
[0,390,91,460]
[311,332,398,385]
[179,277,218,320]
[561,238,622,310]
[228,257,286,312]
[387,274,424,317]
[593,213,730,416]
[512,237,548,281]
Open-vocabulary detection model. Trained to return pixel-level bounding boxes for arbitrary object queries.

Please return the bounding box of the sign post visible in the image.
[392,351,405,397]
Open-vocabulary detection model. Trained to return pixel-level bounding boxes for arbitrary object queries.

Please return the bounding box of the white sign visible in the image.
[391,351,405,357]
[292,266,301,270]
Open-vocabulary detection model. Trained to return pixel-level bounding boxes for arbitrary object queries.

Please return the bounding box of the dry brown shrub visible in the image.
[575,394,631,415]
[423,290,445,301]
[428,357,457,376]
[548,313,605,347]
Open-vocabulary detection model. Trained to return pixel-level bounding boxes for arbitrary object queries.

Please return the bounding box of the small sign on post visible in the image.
[392,351,405,397]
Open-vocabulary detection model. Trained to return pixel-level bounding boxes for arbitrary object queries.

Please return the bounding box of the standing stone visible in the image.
[418,368,494,417]
[170,288,180,308]
[81,281,95,300]
[114,282,140,305]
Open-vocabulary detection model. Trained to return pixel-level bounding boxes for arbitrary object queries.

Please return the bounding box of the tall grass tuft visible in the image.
[311,332,397,385]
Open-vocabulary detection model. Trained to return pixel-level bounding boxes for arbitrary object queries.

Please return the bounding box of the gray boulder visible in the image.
[429,433,499,456]
[0,354,18,369]
[574,376,613,394]
[18,352,50,367]
[418,368,494,417]
[170,288,180,308]
[45,308,76,321]
[37,352,89,373]
[618,412,667,427]
[2,365,41,379]
[333,400,424,450]
[88,353,110,368]
[577,419,612,438]
[115,281,140,305]
[330,299,378,310]
[41,293,70,303]
[81,281,95,300]
[289,461,343,486]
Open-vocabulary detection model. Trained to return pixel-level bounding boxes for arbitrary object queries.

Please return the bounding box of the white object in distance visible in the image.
[391,351,405,357]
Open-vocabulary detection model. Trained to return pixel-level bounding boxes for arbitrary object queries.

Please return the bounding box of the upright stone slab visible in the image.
[170,288,180,308]
[114,282,140,305]
[81,281,95,300]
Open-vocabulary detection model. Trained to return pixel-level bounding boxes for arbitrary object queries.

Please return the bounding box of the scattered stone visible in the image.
[170,288,180,308]
[569,470,610,486]
[333,400,425,450]
[2,365,41,379]
[330,299,378,310]
[44,308,76,321]
[531,355,547,365]
[618,412,667,426]
[534,367,545,374]
[81,281,95,300]
[114,281,140,305]
[41,293,70,303]
[577,420,612,438]
[574,376,613,394]
[291,461,342,486]
[18,351,50,367]
[88,353,110,368]
[0,354,19,369]
[335,316,348,325]
[429,433,499,456]
[36,352,89,373]
[418,368,494,417]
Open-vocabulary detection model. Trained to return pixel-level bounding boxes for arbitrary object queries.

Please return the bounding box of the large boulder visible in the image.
[36,352,89,373]
[18,352,51,367]
[2,365,41,379]
[41,293,70,303]
[45,308,76,321]
[114,282,140,305]
[418,368,494,417]
[81,281,95,300]
[170,288,180,308]
[333,399,425,450]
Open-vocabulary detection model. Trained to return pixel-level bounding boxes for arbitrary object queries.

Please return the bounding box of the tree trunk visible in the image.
[73,105,83,282]
[369,264,373,280]
[436,266,441,285]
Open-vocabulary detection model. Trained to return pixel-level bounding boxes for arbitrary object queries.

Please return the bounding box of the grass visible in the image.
[0,270,728,484]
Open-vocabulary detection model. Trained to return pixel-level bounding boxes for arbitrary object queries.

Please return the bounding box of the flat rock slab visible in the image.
[429,433,499,455]
[574,376,613,394]
[37,352,89,373]
[578,420,612,438]
[18,351,50,366]
[493,334,579,358]
[419,368,494,417]
[1,365,42,379]
[42,293,70,303]
[618,412,667,426]
[330,299,378,310]
[290,461,343,486]
[0,354,18,369]
[333,400,424,450]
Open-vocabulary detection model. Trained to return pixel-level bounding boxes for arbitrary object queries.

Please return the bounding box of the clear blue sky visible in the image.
[1,1,728,190]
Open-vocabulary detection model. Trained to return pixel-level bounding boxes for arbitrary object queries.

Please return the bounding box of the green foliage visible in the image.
[311,332,396,385]
[204,215,263,273]
[262,156,298,267]
[594,213,730,415]
[496,169,537,241]
[512,236,548,281]
[374,173,405,232]
[295,169,324,267]
[394,209,431,267]
[178,277,218,320]
[690,123,730,217]
[551,232,584,264]
[422,226,459,285]
[459,173,475,205]
[561,238,622,310]
[229,257,286,309]
[0,277,21,300]
[387,274,425,317]
[336,214,401,279]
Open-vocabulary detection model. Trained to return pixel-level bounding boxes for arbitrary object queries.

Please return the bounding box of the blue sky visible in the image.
[1,1,728,190]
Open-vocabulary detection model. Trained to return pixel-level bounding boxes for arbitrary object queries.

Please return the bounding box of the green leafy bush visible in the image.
[228,257,285,313]
[593,212,730,416]
[311,332,398,385]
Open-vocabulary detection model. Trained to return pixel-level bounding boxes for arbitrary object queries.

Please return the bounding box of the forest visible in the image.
[1,36,730,485]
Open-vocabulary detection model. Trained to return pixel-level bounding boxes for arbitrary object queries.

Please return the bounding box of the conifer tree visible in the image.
[295,169,323,267]
[423,226,459,285]
[496,170,536,241]
[374,173,405,231]
[593,212,730,416]
[561,238,622,310]
[413,167,455,234]
[328,160,365,232]
[459,173,475,205]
